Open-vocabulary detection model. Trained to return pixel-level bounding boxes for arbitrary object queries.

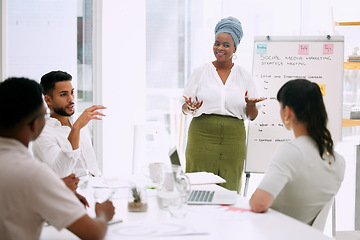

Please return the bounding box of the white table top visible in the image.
[40,179,333,240]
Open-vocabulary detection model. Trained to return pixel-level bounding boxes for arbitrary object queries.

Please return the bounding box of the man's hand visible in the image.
[95,201,115,222]
[62,175,89,208]
[73,105,106,130]
[68,105,106,150]
[62,174,79,193]
[76,192,90,208]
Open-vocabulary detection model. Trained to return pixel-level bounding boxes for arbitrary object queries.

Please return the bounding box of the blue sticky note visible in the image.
[256,44,267,54]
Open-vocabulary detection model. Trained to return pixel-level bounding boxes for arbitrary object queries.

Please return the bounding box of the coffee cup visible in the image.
[143,162,164,183]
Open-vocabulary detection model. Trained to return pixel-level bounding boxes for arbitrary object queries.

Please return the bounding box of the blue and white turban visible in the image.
[214,16,243,47]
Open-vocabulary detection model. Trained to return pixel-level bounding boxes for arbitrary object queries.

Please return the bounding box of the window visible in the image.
[7,0,97,162]
[8,0,94,125]
[146,0,186,150]
[77,0,93,112]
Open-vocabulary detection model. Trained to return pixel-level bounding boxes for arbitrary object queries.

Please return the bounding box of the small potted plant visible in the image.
[128,185,148,212]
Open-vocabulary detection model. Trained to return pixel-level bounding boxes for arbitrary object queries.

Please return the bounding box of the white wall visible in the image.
[101,0,146,178]
[7,0,77,82]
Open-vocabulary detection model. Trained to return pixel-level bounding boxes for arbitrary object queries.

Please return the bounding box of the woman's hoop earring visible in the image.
[284,118,290,124]
[232,54,237,60]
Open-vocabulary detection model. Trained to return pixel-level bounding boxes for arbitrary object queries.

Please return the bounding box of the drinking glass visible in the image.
[72,168,90,189]
[156,165,190,218]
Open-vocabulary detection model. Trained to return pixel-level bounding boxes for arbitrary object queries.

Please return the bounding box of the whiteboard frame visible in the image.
[245,35,344,175]
[254,35,344,42]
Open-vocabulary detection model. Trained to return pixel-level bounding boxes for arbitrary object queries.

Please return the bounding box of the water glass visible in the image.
[156,165,190,218]
[167,193,188,218]
[73,169,90,189]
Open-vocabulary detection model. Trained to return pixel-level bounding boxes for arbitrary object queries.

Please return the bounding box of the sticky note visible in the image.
[318,84,326,95]
[256,44,267,54]
[323,44,334,54]
[298,44,309,55]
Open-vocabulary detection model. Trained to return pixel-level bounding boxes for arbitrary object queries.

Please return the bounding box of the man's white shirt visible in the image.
[0,137,87,240]
[32,115,101,178]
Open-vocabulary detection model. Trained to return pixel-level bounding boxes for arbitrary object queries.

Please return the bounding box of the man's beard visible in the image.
[53,104,74,117]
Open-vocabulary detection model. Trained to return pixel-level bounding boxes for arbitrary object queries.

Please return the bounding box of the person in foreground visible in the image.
[0,78,115,240]
[182,16,264,192]
[32,70,105,178]
[250,79,345,225]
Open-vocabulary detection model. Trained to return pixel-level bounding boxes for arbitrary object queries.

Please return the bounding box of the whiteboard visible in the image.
[245,36,344,173]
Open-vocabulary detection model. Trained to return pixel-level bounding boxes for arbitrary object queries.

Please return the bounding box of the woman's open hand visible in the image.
[183,96,203,114]
[245,91,265,106]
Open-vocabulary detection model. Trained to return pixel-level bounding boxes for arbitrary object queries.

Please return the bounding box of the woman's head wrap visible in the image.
[214,16,243,47]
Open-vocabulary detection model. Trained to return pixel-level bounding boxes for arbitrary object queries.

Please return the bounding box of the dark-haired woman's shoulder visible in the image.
[268,140,304,172]
[333,151,346,179]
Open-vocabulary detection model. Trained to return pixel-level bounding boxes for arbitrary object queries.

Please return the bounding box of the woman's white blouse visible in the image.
[182,62,259,119]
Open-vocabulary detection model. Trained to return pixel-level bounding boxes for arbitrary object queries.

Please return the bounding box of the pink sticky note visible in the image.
[298,44,309,55]
[323,44,334,54]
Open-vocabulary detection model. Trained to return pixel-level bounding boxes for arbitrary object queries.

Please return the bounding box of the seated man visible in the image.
[32,70,105,178]
[0,77,115,239]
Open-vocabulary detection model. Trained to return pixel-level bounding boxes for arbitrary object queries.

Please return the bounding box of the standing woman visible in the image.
[182,16,264,192]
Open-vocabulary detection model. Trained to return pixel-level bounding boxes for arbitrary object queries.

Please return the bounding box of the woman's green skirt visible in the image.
[185,114,246,193]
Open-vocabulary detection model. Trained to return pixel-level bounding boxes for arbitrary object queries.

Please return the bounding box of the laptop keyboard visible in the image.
[188,190,215,203]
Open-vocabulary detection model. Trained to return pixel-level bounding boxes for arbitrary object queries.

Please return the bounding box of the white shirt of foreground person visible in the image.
[32,115,101,178]
[182,62,259,119]
[258,136,345,224]
[0,137,87,240]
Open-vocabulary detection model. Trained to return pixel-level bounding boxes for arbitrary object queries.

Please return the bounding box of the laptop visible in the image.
[168,147,237,205]
[169,146,182,168]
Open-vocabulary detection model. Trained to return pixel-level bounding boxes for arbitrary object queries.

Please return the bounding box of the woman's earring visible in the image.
[232,54,237,60]
[284,118,290,124]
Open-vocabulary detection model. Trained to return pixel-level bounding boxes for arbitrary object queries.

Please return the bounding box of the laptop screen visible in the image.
[169,147,181,166]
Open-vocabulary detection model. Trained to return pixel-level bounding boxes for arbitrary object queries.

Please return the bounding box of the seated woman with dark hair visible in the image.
[250,79,345,225]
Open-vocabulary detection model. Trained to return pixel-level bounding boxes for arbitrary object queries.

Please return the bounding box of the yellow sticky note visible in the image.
[318,84,326,95]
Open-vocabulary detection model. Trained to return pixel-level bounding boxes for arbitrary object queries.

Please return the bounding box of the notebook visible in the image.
[168,147,237,205]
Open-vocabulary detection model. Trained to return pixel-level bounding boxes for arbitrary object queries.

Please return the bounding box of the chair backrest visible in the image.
[132,122,169,175]
[312,197,335,232]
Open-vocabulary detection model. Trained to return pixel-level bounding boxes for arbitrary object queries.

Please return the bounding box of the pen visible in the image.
[108,219,123,225]
[74,173,88,178]
[74,171,95,178]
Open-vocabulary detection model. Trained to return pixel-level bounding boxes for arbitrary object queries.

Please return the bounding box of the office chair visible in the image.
[132,122,169,175]
[312,197,335,234]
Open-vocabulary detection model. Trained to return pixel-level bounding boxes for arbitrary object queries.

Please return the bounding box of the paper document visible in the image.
[186,172,226,185]
[109,221,208,239]
[89,177,129,189]
[190,205,259,222]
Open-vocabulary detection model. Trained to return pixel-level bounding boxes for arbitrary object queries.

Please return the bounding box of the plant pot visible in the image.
[128,201,148,212]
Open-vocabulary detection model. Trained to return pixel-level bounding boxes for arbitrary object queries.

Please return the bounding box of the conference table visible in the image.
[40,177,333,240]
